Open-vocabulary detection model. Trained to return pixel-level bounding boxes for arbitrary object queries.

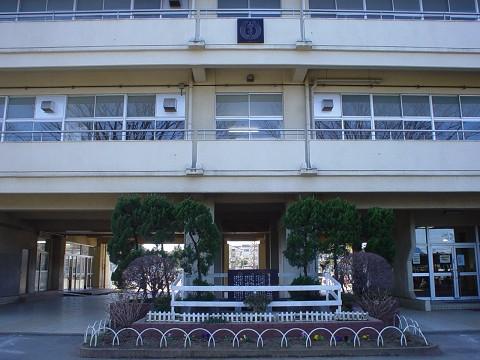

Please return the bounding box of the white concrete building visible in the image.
[0,0,479,310]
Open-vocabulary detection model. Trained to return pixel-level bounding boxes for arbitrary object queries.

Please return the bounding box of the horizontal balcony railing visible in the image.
[0,8,479,22]
[1,128,480,142]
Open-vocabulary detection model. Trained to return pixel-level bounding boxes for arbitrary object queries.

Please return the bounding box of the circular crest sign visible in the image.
[237,18,264,43]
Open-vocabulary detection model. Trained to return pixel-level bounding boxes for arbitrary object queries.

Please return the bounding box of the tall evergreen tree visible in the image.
[175,199,220,283]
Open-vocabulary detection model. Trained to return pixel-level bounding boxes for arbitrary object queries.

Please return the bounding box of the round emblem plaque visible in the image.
[239,20,263,41]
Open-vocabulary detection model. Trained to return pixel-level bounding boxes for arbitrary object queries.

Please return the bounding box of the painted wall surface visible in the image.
[0,215,37,300]
[0,18,479,69]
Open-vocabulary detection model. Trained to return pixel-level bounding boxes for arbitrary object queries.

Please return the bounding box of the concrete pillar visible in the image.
[49,235,66,291]
[392,210,415,299]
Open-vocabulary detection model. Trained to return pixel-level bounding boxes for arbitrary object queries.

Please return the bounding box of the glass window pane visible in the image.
[94,121,122,140]
[422,0,448,11]
[104,0,131,10]
[0,98,4,118]
[402,95,430,117]
[413,276,430,297]
[127,95,155,117]
[449,0,476,12]
[344,120,371,139]
[415,227,427,245]
[434,121,462,140]
[366,0,393,10]
[216,95,249,117]
[250,120,282,139]
[134,0,161,9]
[460,96,480,117]
[373,95,401,116]
[33,122,62,141]
[7,97,35,119]
[374,120,403,139]
[404,120,432,139]
[429,228,455,243]
[66,96,95,118]
[315,120,342,139]
[337,0,364,9]
[20,0,47,11]
[218,0,248,8]
[251,0,280,8]
[433,96,461,118]
[0,0,18,12]
[5,122,34,141]
[95,96,124,117]
[76,0,103,11]
[65,121,93,141]
[463,121,480,140]
[155,120,185,140]
[342,95,371,116]
[250,94,282,116]
[126,120,154,140]
[393,0,420,11]
[414,252,429,279]
[216,119,249,139]
[47,0,74,10]
[310,0,336,8]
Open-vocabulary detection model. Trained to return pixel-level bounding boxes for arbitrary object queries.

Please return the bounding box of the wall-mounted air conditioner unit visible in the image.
[163,98,178,112]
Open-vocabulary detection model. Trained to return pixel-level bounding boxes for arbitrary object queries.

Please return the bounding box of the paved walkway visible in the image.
[400,307,480,333]
[0,295,480,335]
[0,293,112,335]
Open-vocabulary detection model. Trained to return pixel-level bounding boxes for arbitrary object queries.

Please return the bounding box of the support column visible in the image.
[49,235,66,291]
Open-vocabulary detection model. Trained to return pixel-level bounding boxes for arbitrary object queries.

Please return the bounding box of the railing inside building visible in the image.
[1,128,479,142]
[1,8,480,22]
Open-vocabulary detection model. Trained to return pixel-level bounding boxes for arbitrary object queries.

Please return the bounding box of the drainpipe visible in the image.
[188,81,197,169]
[304,79,312,170]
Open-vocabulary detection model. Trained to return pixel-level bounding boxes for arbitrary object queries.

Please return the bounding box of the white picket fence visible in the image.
[146,310,368,323]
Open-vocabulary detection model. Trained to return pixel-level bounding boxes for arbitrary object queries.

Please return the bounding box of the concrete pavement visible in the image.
[400,307,480,333]
[1,296,480,335]
[0,293,112,334]
[0,332,480,360]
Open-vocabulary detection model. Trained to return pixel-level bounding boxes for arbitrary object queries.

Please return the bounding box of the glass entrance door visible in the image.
[456,246,479,298]
[432,246,455,298]
[431,245,479,299]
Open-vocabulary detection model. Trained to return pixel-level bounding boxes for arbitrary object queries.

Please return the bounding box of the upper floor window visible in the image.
[216,93,283,139]
[309,0,480,19]
[1,0,190,20]
[4,96,62,142]
[218,0,281,17]
[314,93,480,141]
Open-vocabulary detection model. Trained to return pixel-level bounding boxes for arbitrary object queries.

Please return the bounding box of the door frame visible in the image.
[429,242,479,300]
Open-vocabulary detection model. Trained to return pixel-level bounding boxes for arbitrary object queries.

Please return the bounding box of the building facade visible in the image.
[0,0,480,310]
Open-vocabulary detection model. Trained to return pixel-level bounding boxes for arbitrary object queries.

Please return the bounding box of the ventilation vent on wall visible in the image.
[40,100,55,113]
[163,98,178,112]
[169,0,182,7]
[322,99,334,111]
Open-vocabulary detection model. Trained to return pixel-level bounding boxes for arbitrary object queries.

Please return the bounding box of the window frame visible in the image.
[215,92,284,139]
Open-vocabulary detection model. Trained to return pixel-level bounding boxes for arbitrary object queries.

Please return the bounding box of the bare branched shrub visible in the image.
[351,252,394,295]
[123,253,178,300]
[108,292,145,330]
[356,290,399,325]
[337,252,398,324]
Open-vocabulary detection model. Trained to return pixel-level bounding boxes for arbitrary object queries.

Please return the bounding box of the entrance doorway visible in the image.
[223,233,268,272]
[412,226,480,300]
[432,245,478,299]
[63,242,94,291]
